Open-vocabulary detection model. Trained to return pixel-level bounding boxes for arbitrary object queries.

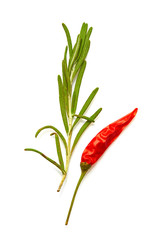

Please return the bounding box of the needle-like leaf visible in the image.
[62,23,72,58]
[78,23,88,58]
[84,27,93,44]
[35,125,67,154]
[71,108,102,153]
[69,34,81,73]
[72,87,99,129]
[54,134,64,170]
[72,40,90,80]
[80,22,88,37]
[58,75,69,134]
[62,61,69,115]
[62,46,70,115]
[75,26,92,66]
[64,46,68,63]
[24,148,66,174]
[71,61,86,114]
[62,60,71,95]
[73,114,95,122]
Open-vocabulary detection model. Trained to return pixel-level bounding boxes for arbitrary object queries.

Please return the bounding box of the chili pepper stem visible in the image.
[65,170,87,225]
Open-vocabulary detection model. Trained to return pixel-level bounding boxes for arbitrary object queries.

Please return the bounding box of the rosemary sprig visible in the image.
[25,23,102,191]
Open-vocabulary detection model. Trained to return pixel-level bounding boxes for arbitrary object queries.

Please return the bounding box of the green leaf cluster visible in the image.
[59,23,99,131]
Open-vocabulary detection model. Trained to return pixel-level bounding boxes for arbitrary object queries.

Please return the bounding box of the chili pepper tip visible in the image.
[133,108,138,116]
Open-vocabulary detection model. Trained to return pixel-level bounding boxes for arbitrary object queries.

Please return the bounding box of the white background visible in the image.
[0,0,160,239]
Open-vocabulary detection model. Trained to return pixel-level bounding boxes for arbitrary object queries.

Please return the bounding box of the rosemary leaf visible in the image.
[80,22,88,36]
[78,23,88,58]
[76,26,92,61]
[62,23,72,58]
[71,61,86,114]
[73,114,95,122]
[24,148,66,174]
[64,46,68,61]
[35,125,68,154]
[62,60,71,95]
[71,108,102,153]
[62,46,70,114]
[72,87,99,129]
[58,75,69,134]
[69,34,81,73]
[72,40,90,80]
[85,27,93,44]
[62,61,69,115]
[55,134,64,170]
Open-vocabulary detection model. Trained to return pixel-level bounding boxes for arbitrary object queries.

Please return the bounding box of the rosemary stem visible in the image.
[65,171,86,225]
[57,93,73,191]
[57,174,66,192]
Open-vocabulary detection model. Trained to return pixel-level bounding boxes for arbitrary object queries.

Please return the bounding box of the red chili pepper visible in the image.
[65,108,138,225]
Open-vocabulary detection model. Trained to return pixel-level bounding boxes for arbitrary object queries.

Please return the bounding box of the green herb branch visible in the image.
[25,23,102,191]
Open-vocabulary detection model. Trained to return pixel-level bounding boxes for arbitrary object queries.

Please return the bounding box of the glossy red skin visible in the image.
[81,108,138,165]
